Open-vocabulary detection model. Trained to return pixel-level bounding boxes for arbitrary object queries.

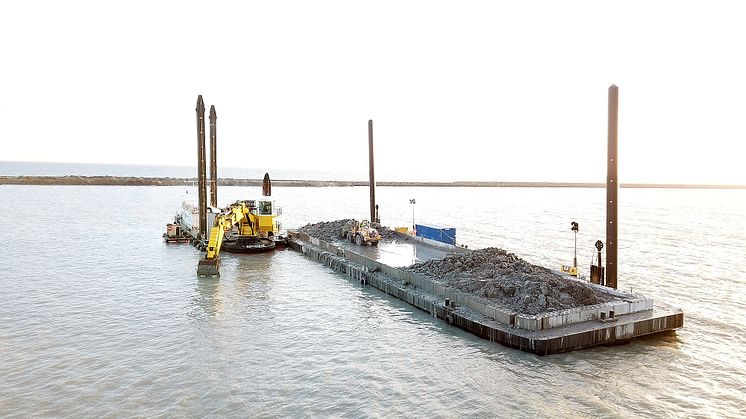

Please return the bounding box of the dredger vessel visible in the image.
[163,95,285,276]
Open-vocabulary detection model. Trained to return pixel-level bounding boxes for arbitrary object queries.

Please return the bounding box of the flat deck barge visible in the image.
[287,230,683,355]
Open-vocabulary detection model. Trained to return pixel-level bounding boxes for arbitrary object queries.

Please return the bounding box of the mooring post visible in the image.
[209,105,217,208]
[196,95,207,239]
[607,85,619,289]
[368,119,376,223]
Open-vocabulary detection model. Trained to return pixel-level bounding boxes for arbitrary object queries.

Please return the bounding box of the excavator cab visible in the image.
[259,200,272,215]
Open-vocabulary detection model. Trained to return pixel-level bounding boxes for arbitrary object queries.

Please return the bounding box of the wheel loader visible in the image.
[339,219,381,246]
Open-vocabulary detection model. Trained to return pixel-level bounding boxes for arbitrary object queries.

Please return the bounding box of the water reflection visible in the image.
[233,252,274,301]
[412,242,448,263]
[353,239,448,267]
[632,329,682,349]
[188,277,221,321]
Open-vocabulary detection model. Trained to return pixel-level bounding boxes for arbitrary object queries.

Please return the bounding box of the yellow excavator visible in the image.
[197,199,281,276]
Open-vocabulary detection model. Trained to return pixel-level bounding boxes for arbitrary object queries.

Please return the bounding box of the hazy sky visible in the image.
[1,1,745,183]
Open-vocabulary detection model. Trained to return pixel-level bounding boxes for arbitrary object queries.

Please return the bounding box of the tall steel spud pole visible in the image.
[209,105,218,208]
[606,85,619,289]
[368,119,376,223]
[196,95,207,239]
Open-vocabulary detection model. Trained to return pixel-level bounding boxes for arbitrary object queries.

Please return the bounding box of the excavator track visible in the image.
[222,236,276,254]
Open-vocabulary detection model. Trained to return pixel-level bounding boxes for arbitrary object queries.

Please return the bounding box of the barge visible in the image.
[287,230,684,355]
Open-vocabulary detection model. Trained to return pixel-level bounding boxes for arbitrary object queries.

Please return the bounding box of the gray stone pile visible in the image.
[298,220,600,315]
[405,247,599,315]
[374,224,399,241]
[298,219,354,242]
[298,219,398,243]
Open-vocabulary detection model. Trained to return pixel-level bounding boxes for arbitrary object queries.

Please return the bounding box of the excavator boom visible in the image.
[197,203,257,276]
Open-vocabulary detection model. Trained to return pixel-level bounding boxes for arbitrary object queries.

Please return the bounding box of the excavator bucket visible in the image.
[197,257,220,277]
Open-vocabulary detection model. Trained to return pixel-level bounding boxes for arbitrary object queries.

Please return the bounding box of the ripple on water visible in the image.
[0,185,745,417]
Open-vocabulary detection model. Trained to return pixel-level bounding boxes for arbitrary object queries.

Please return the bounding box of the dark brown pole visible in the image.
[209,105,217,207]
[262,172,271,197]
[196,95,207,239]
[368,119,376,223]
[606,85,619,289]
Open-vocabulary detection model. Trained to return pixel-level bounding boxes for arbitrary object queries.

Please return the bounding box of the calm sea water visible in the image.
[1,183,745,417]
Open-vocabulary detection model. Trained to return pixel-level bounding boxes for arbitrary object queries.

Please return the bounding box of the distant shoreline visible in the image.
[1,175,745,189]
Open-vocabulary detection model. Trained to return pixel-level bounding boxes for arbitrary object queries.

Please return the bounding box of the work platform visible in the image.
[287,231,683,355]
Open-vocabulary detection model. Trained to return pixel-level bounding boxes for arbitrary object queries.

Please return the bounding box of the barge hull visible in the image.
[287,231,683,355]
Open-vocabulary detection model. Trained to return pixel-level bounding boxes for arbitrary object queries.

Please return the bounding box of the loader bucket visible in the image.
[197,258,220,277]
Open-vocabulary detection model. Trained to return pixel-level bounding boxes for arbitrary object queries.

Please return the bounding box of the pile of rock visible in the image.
[297,221,599,315]
[405,247,599,315]
[298,219,354,242]
[374,224,399,241]
[298,219,398,243]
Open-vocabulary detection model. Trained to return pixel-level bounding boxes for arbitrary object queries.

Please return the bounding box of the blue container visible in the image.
[415,224,456,245]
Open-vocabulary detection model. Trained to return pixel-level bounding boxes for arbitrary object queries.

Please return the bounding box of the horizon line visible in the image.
[1,161,745,188]
[1,175,745,189]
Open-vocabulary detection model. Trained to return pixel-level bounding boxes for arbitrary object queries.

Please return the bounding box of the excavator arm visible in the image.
[197,203,257,276]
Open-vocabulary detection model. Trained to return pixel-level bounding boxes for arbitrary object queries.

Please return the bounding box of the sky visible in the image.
[1,1,745,184]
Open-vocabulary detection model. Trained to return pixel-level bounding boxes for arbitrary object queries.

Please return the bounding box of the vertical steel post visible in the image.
[196,95,207,239]
[606,85,619,289]
[262,172,271,197]
[209,105,217,208]
[571,221,579,270]
[411,200,416,232]
[368,119,376,223]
